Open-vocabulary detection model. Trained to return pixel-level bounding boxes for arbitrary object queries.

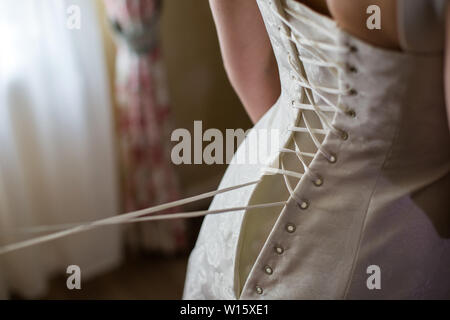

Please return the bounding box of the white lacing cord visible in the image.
[277,4,351,130]
[22,202,288,234]
[271,28,345,81]
[295,56,338,69]
[271,4,353,108]
[272,6,349,65]
[292,103,335,113]
[0,179,289,255]
[285,59,345,165]
[283,7,333,36]
[278,27,350,136]
[280,139,312,197]
[0,3,355,256]
[260,4,353,196]
[287,50,349,119]
[264,166,304,180]
[279,147,315,162]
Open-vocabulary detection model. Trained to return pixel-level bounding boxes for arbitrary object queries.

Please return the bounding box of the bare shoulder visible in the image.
[295,0,400,50]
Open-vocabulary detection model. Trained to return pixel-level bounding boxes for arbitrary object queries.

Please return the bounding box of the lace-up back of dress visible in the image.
[236,0,356,295]
[262,0,354,196]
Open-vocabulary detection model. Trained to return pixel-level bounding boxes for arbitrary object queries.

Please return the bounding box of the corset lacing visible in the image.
[0,2,360,256]
[263,5,358,207]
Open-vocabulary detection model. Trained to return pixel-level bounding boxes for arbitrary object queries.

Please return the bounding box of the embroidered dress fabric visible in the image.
[183,0,450,299]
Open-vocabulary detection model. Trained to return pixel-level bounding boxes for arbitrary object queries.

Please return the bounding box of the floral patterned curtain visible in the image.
[104,0,186,253]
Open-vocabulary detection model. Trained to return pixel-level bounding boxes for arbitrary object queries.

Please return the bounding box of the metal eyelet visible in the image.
[348,88,358,96]
[313,177,323,187]
[346,109,356,118]
[340,131,349,141]
[274,246,284,255]
[348,44,358,53]
[264,265,273,275]
[286,223,296,233]
[327,153,337,163]
[256,286,263,295]
[347,64,358,73]
[298,200,309,210]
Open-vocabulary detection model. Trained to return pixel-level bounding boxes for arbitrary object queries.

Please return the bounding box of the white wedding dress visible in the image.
[183,0,450,299]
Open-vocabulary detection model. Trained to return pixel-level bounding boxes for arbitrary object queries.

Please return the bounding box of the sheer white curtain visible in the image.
[0,0,122,298]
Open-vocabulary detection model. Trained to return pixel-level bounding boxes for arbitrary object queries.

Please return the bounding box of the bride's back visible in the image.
[298,0,447,53]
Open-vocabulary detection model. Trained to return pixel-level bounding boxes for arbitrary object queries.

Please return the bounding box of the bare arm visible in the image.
[445,3,450,130]
[209,0,281,123]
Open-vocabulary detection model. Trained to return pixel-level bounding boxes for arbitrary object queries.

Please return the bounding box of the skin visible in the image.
[209,0,281,123]
[209,0,450,128]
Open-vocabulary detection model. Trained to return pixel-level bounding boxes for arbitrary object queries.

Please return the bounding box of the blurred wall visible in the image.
[161,0,252,201]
